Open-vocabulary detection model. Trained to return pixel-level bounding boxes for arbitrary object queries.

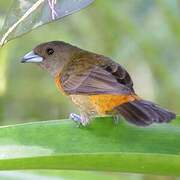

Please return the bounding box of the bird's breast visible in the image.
[55,73,66,94]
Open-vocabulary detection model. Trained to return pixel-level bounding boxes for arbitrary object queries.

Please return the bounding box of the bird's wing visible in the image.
[59,58,134,95]
[102,62,134,91]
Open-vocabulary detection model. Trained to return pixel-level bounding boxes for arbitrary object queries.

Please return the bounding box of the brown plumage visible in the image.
[21,41,176,126]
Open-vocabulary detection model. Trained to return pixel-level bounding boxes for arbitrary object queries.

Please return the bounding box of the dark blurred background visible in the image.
[0,0,179,179]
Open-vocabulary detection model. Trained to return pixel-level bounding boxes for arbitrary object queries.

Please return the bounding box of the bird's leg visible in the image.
[80,113,91,126]
[113,115,121,125]
[69,113,90,127]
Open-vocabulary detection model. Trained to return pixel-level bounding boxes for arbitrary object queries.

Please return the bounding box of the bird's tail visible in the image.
[115,99,176,126]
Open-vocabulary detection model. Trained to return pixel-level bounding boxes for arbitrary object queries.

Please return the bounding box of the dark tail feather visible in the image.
[115,99,176,126]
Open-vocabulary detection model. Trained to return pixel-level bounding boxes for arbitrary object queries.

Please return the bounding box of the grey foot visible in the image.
[113,115,121,125]
[70,113,90,127]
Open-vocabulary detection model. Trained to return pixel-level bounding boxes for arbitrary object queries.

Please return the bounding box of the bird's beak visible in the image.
[21,51,43,63]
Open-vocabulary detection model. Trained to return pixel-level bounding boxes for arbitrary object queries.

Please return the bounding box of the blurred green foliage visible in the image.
[0,0,179,125]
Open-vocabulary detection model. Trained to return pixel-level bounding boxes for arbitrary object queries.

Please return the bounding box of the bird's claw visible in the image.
[69,113,82,127]
[69,113,89,127]
[70,113,81,122]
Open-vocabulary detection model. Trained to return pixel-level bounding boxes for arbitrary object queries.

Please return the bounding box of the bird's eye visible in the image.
[46,48,54,55]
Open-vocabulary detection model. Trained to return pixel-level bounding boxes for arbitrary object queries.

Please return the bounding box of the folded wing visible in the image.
[59,58,134,95]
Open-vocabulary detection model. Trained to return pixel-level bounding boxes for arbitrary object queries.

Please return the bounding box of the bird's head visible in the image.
[21,41,78,76]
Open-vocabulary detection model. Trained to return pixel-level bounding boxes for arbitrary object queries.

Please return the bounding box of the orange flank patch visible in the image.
[90,94,139,114]
[55,73,65,94]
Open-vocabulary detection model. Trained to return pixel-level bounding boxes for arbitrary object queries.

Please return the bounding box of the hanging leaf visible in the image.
[0,0,94,47]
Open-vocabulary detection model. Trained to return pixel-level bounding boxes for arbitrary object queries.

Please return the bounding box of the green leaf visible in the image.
[0,0,94,47]
[0,116,180,176]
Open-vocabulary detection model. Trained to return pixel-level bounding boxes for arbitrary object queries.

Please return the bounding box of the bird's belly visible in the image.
[70,95,97,114]
[89,94,136,114]
[70,94,137,115]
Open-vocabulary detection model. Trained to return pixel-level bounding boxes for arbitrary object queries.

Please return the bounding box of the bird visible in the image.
[21,41,176,126]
